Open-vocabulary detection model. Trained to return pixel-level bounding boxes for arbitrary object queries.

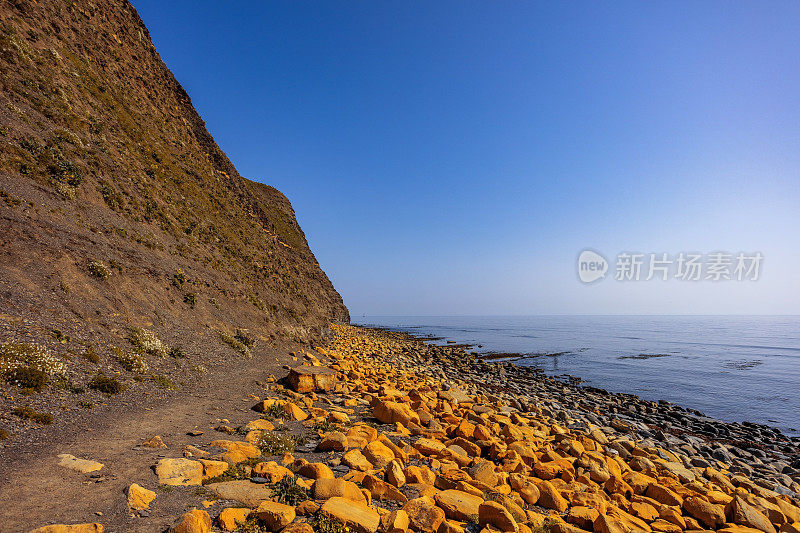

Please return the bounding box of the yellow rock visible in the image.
[684,495,726,528]
[56,454,104,474]
[142,435,168,448]
[217,508,251,531]
[533,480,568,512]
[478,501,518,533]
[283,401,309,421]
[297,461,334,479]
[313,477,368,504]
[434,489,484,522]
[364,440,396,468]
[199,459,229,480]
[244,419,275,431]
[318,431,349,452]
[30,525,103,533]
[386,460,406,487]
[255,501,296,531]
[156,458,203,486]
[168,509,212,533]
[253,461,293,482]
[127,483,156,511]
[321,496,381,533]
[402,497,445,533]
[344,449,374,471]
[373,400,421,427]
[380,509,410,533]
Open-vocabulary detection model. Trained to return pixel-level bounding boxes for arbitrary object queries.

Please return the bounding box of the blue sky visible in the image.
[132,1,800,315]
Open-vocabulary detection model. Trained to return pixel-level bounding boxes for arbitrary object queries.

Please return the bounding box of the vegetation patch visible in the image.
[219,330,252,358]
[312,513,350,533]
[168,345,186,358]
[112,346,148,373]
[0,342,65,377]
[5,367,48,391]
[12,406,53,424]
[0,428,9,440]
[88,260,111,279]
[269,475,309,505]
[256,432,303,456]
[88,374,125,395]
[128,327,167,357]
[151,374,177,390]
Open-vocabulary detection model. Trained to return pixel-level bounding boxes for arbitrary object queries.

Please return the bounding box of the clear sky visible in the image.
[131,1,800,316]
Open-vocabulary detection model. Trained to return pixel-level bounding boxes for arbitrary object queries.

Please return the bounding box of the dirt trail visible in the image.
[0,339,300,533]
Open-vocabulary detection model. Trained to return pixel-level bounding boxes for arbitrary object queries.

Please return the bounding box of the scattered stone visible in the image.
[57,454,104,474]
[141,435,167,448]
[167,509,211,533]
[127,483,156,511]
[217,508,251,531]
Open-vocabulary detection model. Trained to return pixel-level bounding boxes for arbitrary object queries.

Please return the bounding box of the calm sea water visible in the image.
[355,315,800,436]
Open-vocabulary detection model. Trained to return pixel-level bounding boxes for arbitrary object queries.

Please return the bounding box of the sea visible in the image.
[354,315,800,437]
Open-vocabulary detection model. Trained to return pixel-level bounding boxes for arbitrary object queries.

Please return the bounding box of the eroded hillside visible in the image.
[0,0,348,438]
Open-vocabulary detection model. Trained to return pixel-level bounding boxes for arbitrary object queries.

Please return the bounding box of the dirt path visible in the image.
[0,338,302,532]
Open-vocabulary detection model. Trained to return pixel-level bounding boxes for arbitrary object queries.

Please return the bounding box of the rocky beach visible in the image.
[19,324,800,532]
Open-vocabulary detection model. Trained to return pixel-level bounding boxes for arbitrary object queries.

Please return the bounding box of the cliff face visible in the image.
[0,0,348,368]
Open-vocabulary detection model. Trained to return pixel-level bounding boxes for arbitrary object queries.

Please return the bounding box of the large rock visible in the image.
[167,510,212,533]
[403,497,445,533]
[478,501,518,532]
[313,477,368,504]
[684,496,726,529]
[344,449,374,471]
[205,480,274,507]
[318,431,349,452]
[468,461,498,486]
[363,440,396,468]
[726,496,777,533]
[534,480,568,512]
[127,483,156,511]
[287,366,336,393]
[434,490,484,522]
[57,454,104,474]
[320,496,381,533]
[155,458,203,486]
[255,501,296,531]
[373,400,420,427]
[380,510,410,533]
[217,508,251,532]
[30,526,103,533]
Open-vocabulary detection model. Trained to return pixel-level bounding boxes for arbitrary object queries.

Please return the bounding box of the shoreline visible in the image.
[361,321,800,441]
[362,325,800,495]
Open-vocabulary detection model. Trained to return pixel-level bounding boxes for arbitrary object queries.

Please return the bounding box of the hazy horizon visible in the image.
[133,1,800,316]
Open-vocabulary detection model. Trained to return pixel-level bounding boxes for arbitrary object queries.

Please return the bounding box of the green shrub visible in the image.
[256,433,302,456]
[151,374,177,390]
[168,346,186,358]
[183,292,196,308]
[0,342,65,376]
[112,346,148,373]
[172,269,187,288]
[83,345,99,364]
[0,429,9,440]
[88,374,124,395]
[12,406,53,424]
[128,327,167,357]
[88,260,110,279]
[269,475,309,505]
[219,331,252,358]
[5,367,48,391]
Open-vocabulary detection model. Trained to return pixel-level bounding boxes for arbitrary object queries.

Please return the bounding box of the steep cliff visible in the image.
[0,0,348,407]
